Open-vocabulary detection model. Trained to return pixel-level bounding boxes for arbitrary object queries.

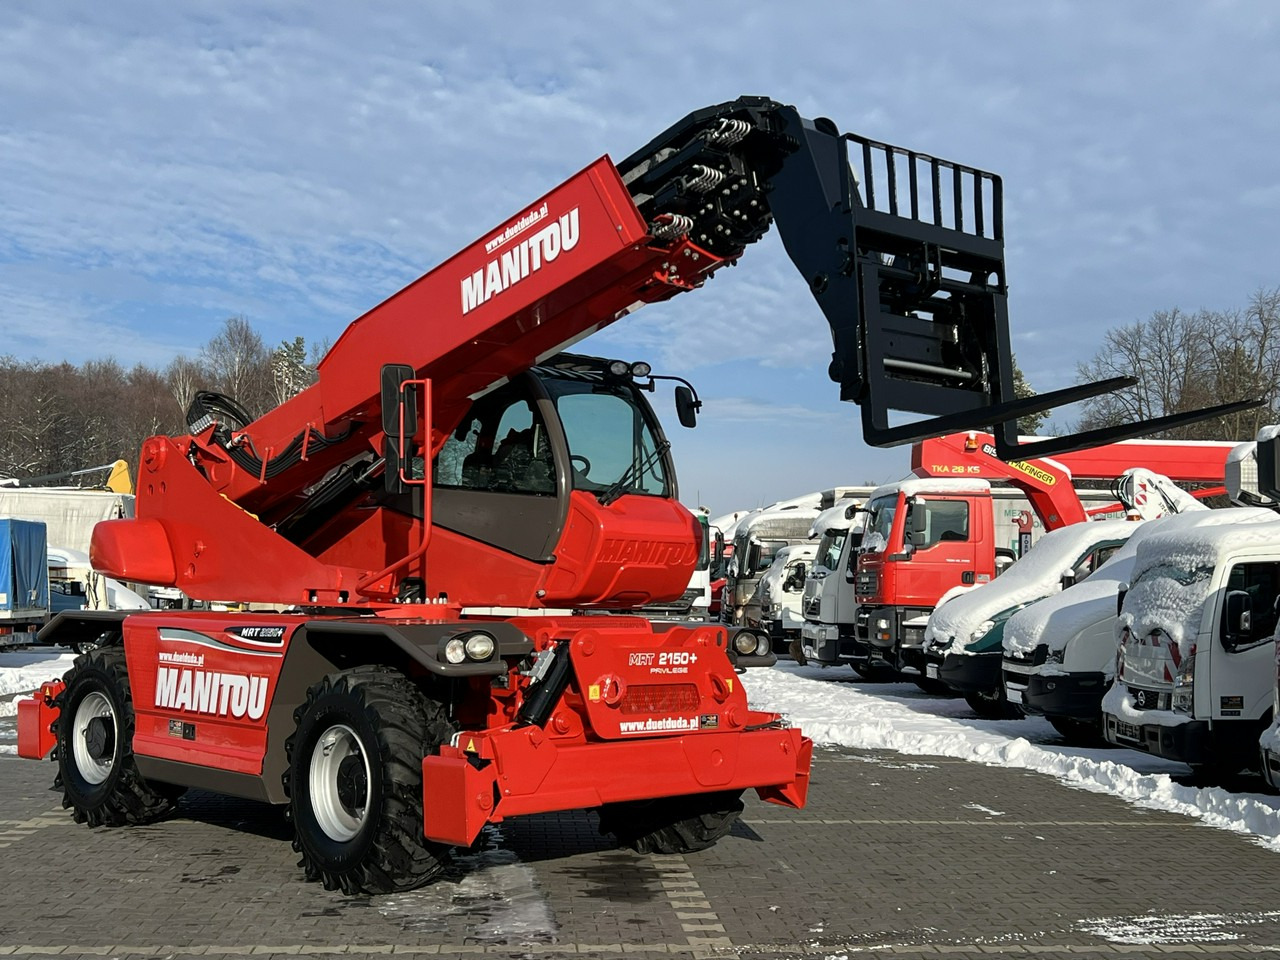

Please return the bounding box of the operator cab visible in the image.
[430,353,680,561]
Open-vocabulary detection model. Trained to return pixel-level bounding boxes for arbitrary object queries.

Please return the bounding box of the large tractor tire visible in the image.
[598,789,745,855]
[56,648,183,826]
[284,664,455,895]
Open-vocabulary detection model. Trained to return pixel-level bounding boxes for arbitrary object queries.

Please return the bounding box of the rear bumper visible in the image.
[423,722,812,846]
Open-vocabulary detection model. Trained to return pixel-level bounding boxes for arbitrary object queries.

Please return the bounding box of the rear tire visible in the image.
[55,648,182,826]
[284,664,455,894]
[598,789,744,855]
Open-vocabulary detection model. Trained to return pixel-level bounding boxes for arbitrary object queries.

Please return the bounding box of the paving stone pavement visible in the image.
[1,735,1278,960]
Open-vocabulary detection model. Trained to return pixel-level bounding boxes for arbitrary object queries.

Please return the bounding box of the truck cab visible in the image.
[854,478,1009,683]
[799,503,864,668]
[1104,515,1280,774]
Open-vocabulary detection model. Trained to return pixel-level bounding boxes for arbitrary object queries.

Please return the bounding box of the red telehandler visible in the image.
[15,96,1251,895]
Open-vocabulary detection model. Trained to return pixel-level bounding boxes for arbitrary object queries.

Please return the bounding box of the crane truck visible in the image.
[15,96,1244,896]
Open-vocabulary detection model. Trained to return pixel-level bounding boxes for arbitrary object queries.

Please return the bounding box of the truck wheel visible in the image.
[598,789,744,855]
[963,687,1023,720]
[284,664,454,895]
[1047,714,1106,747]
[55,648,182,827]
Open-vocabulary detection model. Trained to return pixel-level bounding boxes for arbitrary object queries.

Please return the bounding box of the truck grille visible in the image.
[620,684,701,715]
[1127,686,1170,712]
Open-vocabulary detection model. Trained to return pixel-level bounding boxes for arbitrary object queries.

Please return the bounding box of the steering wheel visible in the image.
[570,454,592,476]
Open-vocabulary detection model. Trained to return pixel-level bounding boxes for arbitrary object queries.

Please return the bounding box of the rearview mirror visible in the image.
[1224,589,1253,649]
[675,385,699,428]
[1116,582,1129,618]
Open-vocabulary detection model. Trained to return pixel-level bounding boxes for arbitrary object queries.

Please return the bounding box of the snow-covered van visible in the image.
[1004,508,1275,744]
[1103,511,1280,773]
[924,520,1136,718]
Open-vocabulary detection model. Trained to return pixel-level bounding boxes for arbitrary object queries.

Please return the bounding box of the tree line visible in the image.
[0,317,323,483]
[2,289,1276,486]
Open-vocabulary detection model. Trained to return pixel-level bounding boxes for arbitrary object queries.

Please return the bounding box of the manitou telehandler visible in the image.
[17,96,1248,895]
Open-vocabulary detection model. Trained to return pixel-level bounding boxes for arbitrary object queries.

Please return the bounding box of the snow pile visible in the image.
[807,500,857,539]
[865,476,991,504]
[926,520,1136,650]
[1004,508,1279,656]
[0,650,74,754]
[749,664,1280,852]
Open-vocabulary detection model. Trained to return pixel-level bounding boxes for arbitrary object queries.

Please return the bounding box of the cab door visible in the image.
[901,495,981,608]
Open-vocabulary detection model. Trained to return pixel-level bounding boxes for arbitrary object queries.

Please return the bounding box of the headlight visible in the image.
[970,620,996,642]
[754,633,771,656]
[876,618,890,630]
[464,632,496,660]
[1045,648,1065,665]
[733,632,758,655]
[444,631,497,664]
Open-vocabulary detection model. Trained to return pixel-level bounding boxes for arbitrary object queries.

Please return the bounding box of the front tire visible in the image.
[284,664,454,894]
[598,789,745,855]
[964,686,1024,720]
[55,648,182,826]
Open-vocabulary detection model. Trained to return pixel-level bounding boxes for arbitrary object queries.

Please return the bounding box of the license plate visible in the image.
[925,664,939,679]
[1006,688,1023,703]
[1114,720,1141,742]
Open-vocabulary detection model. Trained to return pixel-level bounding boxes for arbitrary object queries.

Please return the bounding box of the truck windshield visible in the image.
[815,530,846,571]
[545,379,670,498]
[861,496,897,553]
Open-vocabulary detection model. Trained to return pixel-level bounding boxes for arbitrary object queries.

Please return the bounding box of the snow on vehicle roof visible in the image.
[926,520,1138,647]
[808,499,858,538]
[1258,425,1280,442]
[1003,507,1280,655]
[1227,440,1255,464]
[1121,511,1280,645]
[866,476,992,503]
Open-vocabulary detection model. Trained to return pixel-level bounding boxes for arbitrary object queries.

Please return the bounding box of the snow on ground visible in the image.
[0,649,74,754]
[750,661,1280,853]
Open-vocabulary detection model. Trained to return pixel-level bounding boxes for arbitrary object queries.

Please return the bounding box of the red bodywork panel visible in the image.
[16,680,64,760]
[422,618,810,846]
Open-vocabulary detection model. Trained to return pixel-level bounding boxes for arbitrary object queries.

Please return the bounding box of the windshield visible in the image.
[544,378,670,498]
[1130,561,1214,589]
[861,495,898,552]
[815,531,846,571]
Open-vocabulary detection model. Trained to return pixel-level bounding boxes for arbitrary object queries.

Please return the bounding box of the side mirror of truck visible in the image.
[904,499,927,548]
[784,563,806,591]
[674,385,700,428]
[1116,582,1129,618]
[1224,589,1253,649]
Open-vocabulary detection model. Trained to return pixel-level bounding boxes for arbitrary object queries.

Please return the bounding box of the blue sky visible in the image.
[2,2,1278,516]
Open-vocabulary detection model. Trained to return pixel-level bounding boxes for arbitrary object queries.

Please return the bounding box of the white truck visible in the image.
[1103,512,1280,774]
[752,543,818,654]
[1004,508,1275,744]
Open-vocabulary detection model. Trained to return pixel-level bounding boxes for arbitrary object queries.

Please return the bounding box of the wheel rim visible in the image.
[309,724,372,842]
[72,691,116,785]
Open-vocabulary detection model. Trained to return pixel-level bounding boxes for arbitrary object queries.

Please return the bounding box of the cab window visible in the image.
[1222,561,1280,646]
[914,499,970,550]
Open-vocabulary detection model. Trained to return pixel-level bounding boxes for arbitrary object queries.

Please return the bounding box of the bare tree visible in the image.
[200,316,273,417]
[1074,294,1279,441]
